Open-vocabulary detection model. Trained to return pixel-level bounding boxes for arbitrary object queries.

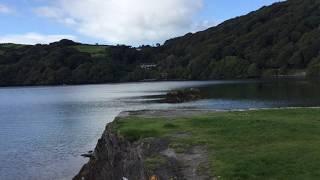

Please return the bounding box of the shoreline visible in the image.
[0,76,316,88]
[74,107,320,180]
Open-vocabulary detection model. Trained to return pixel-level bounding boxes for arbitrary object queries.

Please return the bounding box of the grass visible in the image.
[0,43,26,49]
[73,45,108,57]
[144,155,167,171]
[114,108,320,180]
[0,43,26,55]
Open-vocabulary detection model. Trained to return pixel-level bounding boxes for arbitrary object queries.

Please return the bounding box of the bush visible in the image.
[247,63,260,78]
[211,56,249,78]
[307,57,320,77]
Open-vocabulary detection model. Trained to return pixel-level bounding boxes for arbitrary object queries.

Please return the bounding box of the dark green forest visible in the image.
[0,0,319,86]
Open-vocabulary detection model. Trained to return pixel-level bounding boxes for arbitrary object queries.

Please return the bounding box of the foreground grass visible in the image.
[115,108,320,180]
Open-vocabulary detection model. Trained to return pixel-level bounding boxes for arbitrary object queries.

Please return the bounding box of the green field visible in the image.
[0,43,26,49]
[73,45,108,57]
[115,108,320,180]
[0,43,26,55]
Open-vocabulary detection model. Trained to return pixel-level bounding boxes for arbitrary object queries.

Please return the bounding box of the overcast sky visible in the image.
[0,0,283,46]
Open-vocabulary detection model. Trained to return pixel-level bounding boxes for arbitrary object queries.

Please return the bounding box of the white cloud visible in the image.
[0,33,77,45]
[35,6,76,26]
[35,0,203,45]
[0,4,12,14]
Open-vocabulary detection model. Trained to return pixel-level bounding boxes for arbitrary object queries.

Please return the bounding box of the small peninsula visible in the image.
[75,108,320,180]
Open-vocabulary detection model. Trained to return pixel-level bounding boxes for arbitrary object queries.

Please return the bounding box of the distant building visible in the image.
[140,63,157,70]
[160,72,168,80]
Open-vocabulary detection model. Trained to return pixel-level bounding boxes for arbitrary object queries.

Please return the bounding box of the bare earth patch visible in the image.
[162,146,212,180]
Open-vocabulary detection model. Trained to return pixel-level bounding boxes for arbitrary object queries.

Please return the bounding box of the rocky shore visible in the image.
[74,110,214,180]
[74,108,320,180]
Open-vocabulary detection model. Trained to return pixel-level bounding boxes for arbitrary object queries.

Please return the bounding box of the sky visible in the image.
[0,0,284,46]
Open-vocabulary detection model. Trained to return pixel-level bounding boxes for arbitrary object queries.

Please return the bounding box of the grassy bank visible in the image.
[114,108,320,180]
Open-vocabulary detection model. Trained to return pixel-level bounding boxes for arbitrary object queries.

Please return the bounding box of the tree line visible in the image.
[0,0,319,86]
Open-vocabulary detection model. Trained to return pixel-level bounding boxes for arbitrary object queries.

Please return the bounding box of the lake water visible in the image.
[0,79,320,180]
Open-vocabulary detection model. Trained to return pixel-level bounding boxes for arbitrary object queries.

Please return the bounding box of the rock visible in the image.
[81,153,94,159]
[164,88,202,103]
[74,123,145,180]
[74,112,212,180]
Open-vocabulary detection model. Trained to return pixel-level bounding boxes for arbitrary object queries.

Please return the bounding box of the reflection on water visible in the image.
[0,79,319,180]
[196,79,320,108]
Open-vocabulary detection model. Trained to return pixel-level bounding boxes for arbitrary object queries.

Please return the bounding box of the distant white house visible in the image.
[140,63,157,70]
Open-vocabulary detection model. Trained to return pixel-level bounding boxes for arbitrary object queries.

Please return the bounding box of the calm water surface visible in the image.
[0,79,319,180]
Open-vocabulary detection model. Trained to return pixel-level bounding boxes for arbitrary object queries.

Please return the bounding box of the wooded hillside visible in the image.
[0,0,319,86]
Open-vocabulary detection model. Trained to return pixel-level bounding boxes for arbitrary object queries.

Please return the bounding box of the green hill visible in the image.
[0,0,319,86]
[154,0,320,79]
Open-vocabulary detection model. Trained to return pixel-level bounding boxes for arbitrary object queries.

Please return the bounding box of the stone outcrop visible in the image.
[74,111,212,180]
[74,122,145,180]
[163,88,202,103]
